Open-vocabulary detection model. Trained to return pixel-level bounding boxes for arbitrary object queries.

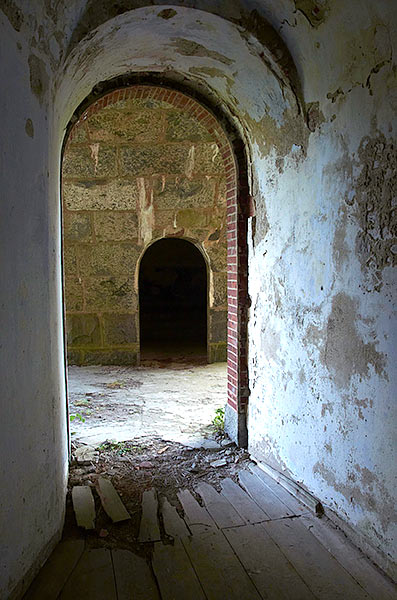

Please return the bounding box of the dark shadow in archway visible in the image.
[139,238,207,361]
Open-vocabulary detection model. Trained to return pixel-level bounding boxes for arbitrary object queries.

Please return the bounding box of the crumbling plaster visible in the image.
[0,1,396,596]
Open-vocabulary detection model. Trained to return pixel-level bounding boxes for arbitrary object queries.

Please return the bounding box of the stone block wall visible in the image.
[62,86,230,365]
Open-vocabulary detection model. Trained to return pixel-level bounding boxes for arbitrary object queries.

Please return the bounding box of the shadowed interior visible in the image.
[139,238,207,357]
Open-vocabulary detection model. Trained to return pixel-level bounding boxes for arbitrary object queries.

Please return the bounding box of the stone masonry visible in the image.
[62,86,230,365]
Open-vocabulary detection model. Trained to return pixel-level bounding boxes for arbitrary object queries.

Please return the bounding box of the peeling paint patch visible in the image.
[320,293,387,388]
[0,0,24,32]
[25,118,34,138]
[313,461,396,532]
[353,397,373,420]
[306,292,387,388]
[306,101,325,132]
[189,66,235,87]
[352,133,396,291]
[28,54,48,104]
[321,402,333,417]
[327,88,344,103]
[332,207,349,269]
[170,38,234,65]
[294,0,329,28]
[157,8,177,20]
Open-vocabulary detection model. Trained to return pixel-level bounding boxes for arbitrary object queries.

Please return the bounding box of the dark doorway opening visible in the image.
[139,238,207,360]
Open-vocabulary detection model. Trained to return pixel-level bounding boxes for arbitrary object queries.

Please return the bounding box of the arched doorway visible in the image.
[139,238,207,360]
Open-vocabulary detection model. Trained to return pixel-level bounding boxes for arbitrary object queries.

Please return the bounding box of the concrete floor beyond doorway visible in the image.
[68,361,227,448]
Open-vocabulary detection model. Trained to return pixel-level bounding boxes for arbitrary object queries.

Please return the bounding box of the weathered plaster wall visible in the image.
[63,86,227,365]
[0,7,68,600]
[246,1,397,575]
[1,1,396,596]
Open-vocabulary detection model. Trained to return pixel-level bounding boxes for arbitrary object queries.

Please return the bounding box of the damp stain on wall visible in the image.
[307,292,387,389]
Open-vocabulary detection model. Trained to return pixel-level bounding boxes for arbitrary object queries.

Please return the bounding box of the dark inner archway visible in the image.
[139,238,207,359]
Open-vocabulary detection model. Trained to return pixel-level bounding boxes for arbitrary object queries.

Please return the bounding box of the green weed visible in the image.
[69,412,85,423]
[212,407,225,432]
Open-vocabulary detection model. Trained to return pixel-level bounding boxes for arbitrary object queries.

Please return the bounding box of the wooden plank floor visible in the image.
[24,467,396,600]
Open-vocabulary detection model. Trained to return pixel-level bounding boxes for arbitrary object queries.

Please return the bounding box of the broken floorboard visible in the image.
[97,476,130,523]
[72,486,95,529]
[139,488,161,542]
[24,469,395,600]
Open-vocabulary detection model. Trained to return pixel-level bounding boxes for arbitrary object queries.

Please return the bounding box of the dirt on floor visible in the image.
[68,361,227,447]
[65,435,251,557]
[64,358,242,557]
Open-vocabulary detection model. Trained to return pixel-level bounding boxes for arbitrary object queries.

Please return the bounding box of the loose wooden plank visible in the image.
[24,540,85,600]
[195,482,245,528]
[152,538,206,600]
[239,470,292,519]
[250,464,312,516]
[177,489,214,527]
[139,488,161,542]
[112,549,160,600]
[224,523,316,600]
[181,523,262,600]
[263,518,371,600]
[300,515,397,600]
[72,486,95,529]
[161,497,190,538]
[220,478,268,524]
[59,548,117,600]
[97,477,130,523]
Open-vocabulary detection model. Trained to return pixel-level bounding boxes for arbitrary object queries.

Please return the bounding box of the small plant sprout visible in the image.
[69,413,85,423]
[212,407,225,432]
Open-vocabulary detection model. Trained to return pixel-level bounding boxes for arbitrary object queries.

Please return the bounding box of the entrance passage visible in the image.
[139,238,207,358]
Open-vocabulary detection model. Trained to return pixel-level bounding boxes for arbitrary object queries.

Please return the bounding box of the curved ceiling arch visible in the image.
[55,5,307,168]
[65,1,301,97]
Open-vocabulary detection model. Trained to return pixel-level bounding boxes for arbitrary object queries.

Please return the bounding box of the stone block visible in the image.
[213,272,227,307]
[76,243,139,277]
[63,245,78,274]
[64,212,93,242]
[63,179,139,211]
[165,111,212,142]
[64,277,84,311]
[66,314,101,347]
[194,143,225,174]
[210,310,227,342]
[93,212,138,241]
[208,244,227,272]
[153,209,175,231]
[120,145,189,176]
[209,342,227,363]
[176,209,208,229]
[69,122,88,143]
[67,349,82,365]
[63,146,117,178]
[87,108,164,144]
[84,277,137,311]
[153,177,216,209]
[83,349,138,366]
[103,313,137,345]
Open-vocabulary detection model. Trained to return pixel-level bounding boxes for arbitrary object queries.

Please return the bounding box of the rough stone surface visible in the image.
[93,212,138,241]
[63,87,228,365]
[102,313,137,346]
[67,314,101,347]
[64,180,140,211]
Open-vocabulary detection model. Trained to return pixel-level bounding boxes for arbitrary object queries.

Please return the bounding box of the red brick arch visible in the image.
[67,84,248,445]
